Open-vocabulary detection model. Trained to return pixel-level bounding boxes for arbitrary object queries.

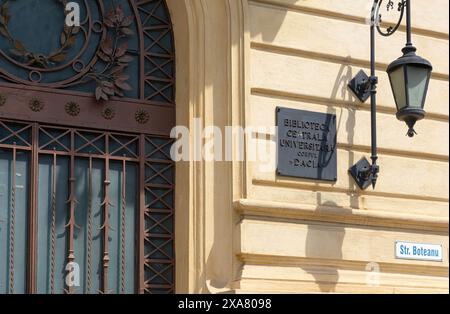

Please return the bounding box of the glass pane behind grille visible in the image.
[0,121,175,294]
[74,158,104,294]
[0,149,29,294]
[36,155,69,294]
[36,156,138,294]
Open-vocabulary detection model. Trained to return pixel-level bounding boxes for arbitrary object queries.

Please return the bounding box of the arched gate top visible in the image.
[0,0,175,106]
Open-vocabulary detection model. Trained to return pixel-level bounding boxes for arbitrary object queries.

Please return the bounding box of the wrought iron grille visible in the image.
[0,0,175,104]
[0,118,175,294]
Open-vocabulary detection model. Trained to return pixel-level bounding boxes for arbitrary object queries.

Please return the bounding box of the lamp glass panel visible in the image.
[406,65,429,109]
[389,66,407,110]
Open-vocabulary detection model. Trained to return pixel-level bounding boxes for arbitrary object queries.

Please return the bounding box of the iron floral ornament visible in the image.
[90,5,134,101]
[374,0,406,36]
[0,0,133,101]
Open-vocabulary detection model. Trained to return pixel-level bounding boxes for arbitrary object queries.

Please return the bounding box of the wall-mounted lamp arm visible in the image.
[348,0,409,190]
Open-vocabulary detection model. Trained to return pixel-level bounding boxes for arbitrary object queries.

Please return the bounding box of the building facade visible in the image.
[0,0,448,294]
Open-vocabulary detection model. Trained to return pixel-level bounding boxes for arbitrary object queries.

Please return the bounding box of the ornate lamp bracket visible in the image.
[348,0,409,190]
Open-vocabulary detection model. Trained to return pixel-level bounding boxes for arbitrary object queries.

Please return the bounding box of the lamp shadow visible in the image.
[303,198,351,293]
[301,61,360,293]
[329,61,360,208]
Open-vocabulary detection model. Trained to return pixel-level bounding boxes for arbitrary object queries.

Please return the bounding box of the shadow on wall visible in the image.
[303,197,350,293]
[302,61,359,293]
[329,61,360,209]
[203,1,364,292]
[249,1,289,43]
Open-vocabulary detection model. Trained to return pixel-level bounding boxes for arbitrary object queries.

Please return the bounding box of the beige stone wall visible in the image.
[167,0,448,294]
[235,0,449,293]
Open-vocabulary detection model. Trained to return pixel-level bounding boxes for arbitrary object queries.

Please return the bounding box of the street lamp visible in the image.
[348,0,432,190]
[387,46,432,137]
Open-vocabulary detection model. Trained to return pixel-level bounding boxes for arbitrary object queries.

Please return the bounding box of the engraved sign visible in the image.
[276,107,337,181]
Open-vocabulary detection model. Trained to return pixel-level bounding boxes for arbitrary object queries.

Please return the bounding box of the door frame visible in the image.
[166,0,249,293]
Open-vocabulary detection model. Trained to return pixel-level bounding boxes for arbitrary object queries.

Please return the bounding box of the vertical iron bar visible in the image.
[9,143,16,294]
[86,156,93,294]
[101,134,111,294]
[27,123,38,293]
[138,135,146,294]
[120,159,126,294]
[50,151,57,294]
[405,0,412,47]
[171,141,176,293]
[65,130,77,294]
[370,17,379,188]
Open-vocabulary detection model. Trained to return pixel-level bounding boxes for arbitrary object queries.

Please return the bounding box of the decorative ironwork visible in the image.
[373,0,406,36]
[86,156,93,294]
[9,144,16,294]
[135,108,150,124]
[0,0,175,105]
[64,151,79,294]
[101,106,115,120]
[0,0,134,101]
[120,159,127,294]
[143,136,175,294]
[0,92,5,106]
[0,118,175,294]
[0,119,32,148]
[1,0,77,68]
[100,156,112,294]
[65,101,80,116]
[50,152,57,294]
[348,0,426,190]
[29,97,44,112]
[0,0,176,294]
[91,5,134,101]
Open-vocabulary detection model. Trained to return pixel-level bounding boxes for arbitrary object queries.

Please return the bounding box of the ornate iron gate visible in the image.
[0,0,176,294]
[0,118,174,294]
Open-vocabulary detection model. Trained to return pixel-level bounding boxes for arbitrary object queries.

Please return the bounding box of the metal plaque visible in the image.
[276,107,337,181]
